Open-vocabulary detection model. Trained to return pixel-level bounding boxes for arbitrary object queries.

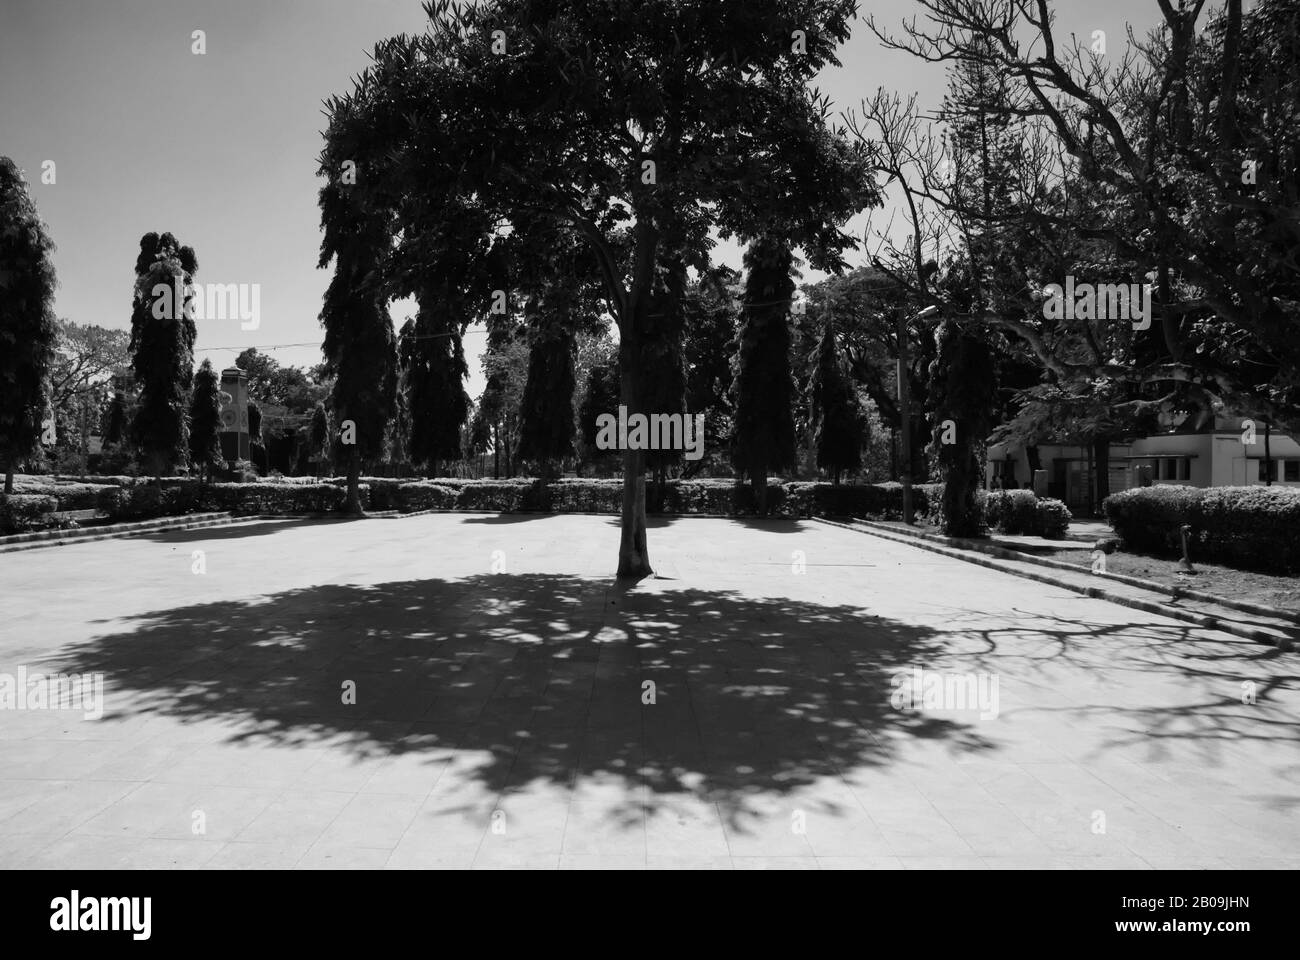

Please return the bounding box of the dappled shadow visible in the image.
[952,608,1300,765]
[49,572,996,830]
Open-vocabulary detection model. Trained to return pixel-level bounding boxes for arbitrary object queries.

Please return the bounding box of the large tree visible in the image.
[0,158,58,494]
[324,0,877,576]
[865,0,1300,432]
[129,232,197,479]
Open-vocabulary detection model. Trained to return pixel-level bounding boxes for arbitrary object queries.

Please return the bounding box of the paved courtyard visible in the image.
[0,513,1297,869]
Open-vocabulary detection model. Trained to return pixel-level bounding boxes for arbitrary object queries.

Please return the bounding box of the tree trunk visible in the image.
[1265,421,1273,486]
[3,464,12,495]
[1092,438,1110,513]
[345,446,362,513]
[617,446,651,578]
[617,327,652,579]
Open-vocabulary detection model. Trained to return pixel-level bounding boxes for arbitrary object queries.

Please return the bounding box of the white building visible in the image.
[986,415,1300,513]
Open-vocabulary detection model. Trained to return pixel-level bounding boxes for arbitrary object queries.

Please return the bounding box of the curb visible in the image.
[849,517,1300,627]
[0,512,243,553]
[813,517,1296,649]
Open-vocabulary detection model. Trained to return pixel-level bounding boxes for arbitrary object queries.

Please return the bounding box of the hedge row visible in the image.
[86,477,952,523]
[0,495,69,535]
[96,482,359,520]
[11,480,117,511]
[15,475,1071,541]
[1104,485,1300,574]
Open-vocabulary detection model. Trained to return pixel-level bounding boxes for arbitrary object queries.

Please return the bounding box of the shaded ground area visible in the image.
[0,514,1297,869]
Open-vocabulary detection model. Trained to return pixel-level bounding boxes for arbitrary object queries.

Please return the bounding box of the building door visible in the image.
[1065,460,1093,512]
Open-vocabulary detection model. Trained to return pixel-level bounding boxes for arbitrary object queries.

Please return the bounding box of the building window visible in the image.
[1287,461,1299,483]
[1259,459,1279,482]
[1153,457,1190,481]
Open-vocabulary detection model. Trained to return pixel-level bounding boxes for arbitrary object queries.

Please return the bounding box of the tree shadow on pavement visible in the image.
[51,573,997,832]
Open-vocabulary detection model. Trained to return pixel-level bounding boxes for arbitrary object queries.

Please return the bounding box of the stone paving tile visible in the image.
[202,839,313,869]
[295,843,393,870]
[0,514,1295,868]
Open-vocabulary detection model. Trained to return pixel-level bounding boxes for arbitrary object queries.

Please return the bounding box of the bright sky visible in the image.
[1,0,1163,397]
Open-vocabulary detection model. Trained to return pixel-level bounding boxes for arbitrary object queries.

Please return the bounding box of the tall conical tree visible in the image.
[308,401,330,478]
[188,359,223,483]
[516,317,577,479]
[731,237,798,514]
[809,317,864,484]
[316,174,398,512]
[103,392,126,445]
[128,232,198,479]
[399,306,470,473]
[0,158,58,494]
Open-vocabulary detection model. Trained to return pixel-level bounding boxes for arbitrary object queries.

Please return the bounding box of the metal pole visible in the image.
[897,310,913,525]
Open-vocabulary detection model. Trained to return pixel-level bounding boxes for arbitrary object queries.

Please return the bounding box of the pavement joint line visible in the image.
[812,516,1297,650]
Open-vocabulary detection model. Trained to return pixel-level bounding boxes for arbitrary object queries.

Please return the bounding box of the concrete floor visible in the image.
[0,512,1296,869]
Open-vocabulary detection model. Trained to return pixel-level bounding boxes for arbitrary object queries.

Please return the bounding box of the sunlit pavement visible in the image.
[1,513,1296,869]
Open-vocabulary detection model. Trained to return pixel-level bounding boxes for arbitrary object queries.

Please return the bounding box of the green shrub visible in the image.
[1036,498,1072,539]
[550,479,624,513]
[12,480,106,511]
[369,480,458,512]
[454,480,549,512]
[1103,486,1205,557]
[202,482,356,515]
[1105,484,1300,574]
[0,494,65,534]
[985,489,1038,534]
[96,483,204,520]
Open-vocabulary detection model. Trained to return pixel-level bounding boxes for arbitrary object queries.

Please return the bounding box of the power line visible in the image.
[201,329,493,352]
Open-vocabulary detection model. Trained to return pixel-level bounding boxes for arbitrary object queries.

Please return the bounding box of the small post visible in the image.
[1176,523,1196,575]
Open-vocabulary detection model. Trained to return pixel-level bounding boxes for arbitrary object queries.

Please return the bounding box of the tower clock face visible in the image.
[220,408,238,429]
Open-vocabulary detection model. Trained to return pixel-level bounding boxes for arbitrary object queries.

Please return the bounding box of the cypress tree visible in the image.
[731,237,798,514]
[0,157,59,494]
[128,232,198,479]
[809,319,864,484]
[188,359,223,483]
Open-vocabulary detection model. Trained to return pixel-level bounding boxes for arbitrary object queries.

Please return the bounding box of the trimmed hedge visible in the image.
[1104,484,1300,574]
[61,475,1067,535]
[0,494,66,535]
[97,481,361,519]
[11,481,109,511]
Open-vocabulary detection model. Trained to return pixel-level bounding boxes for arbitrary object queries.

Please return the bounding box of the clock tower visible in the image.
[219,367,251,464]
